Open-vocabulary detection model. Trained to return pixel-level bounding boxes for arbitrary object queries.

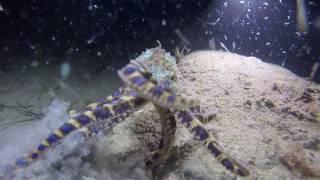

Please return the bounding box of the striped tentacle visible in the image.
[74,87,129,137]
[14,90,144,169]
[118,62,198,110]
[173,110,249,176]
[144,105,176,168]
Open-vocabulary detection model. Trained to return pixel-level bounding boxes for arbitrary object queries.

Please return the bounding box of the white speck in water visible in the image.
[240,1,245,4]
[314,16,320,30]
[296,0,308,33]
[161,19,166,26]
[3,46,9,52]
[60,62,71,80]
[266,42,271,46]
[97,51,102,56]
[309,62,319,79]
[232,41,236,52]
[30,60,39,68]
[282,59,286,67]
[52,36,56,41]
[206,18,220,26]
[209,38,216,50]
[220,42,230,52]
[264,2,269,6]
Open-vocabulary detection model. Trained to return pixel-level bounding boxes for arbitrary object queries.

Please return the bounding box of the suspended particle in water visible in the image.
[60,62,71,80]
[174,28,191,46]
[209,38,216,50]
[314,16,320,30]
[30,60,39,68]
[3,46,9,52]
[296,0,308,33]
[161,19,166,26]
[309,62,319,80]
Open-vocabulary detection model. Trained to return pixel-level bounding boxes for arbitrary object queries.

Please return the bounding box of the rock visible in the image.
[278,143,320,177]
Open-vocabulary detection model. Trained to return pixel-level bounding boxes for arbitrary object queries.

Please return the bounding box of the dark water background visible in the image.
[0,0,319,82]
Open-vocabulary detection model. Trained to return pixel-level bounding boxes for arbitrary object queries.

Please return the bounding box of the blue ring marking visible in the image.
[37,144,47,151]
[115,103,130,114]
[151,86,164,97]
[178,111,192,124]
[237,169,247,176]
[191,126,209,141]
[93,107,112,119]
[60,123,75,135]
[15,158,28,167]
[131,76,148,86]
[208,143,221,157]
[47,133,60,144]
[221,159,234,171]
[30,153,39,159]
[111,98,121,106]
[167,95,175,104]
[76,114,91,126]
[123,66,136,75]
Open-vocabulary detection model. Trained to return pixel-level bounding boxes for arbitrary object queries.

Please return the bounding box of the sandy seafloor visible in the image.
[0,50,319,180]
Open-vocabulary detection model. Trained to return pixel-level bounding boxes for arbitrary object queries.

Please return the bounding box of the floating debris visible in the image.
[219,42,230,52]
[174,28,191,46]
[161,19,166,26]
[296,0,308,33]
[206,17,221,26]
[309,62,319,80]
[281,59,286,67]
[30,60,39,68]
[232,41,236,52]
[60,62,71,80]
[208,38,216,50]
[314,16,320,30]
[0,2,3,12]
